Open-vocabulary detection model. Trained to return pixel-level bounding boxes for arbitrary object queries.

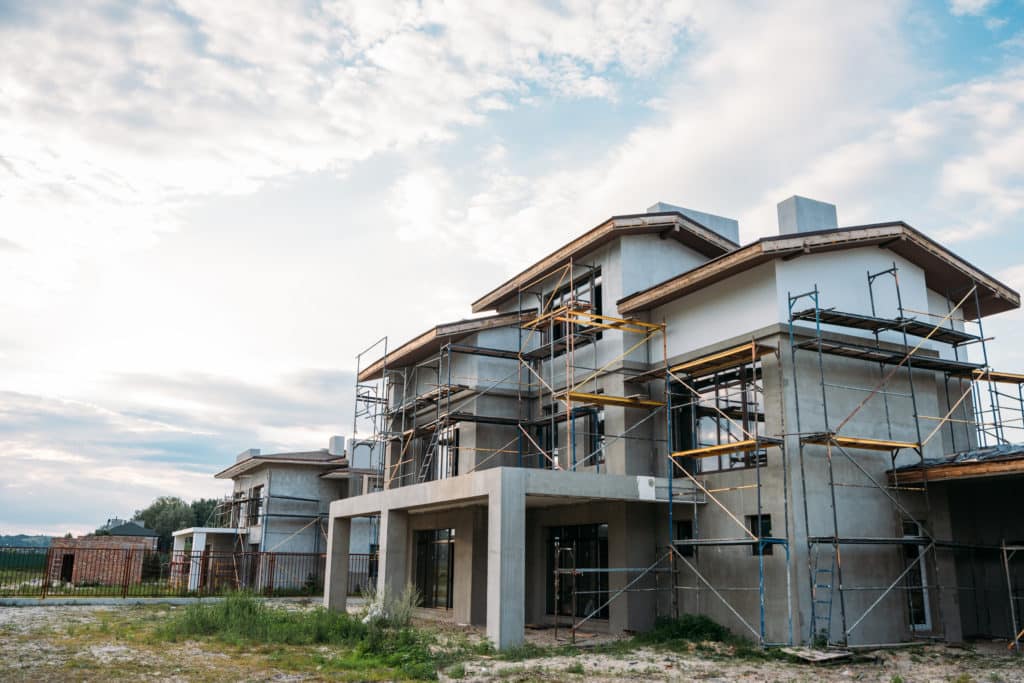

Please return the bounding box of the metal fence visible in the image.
[0,547,377,598]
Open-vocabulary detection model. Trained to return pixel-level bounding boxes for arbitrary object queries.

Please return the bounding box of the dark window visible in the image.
[669,361,767,474]
[901,520,931,630]
[60,554,75,583]
[414,528,454,609]
[429,426,458,481]
[247,485,264,526]
[544,270,603,357]
[674,520,694,557]
[546,524,609,618]
[747,514,773,556]
[534,404,605,469]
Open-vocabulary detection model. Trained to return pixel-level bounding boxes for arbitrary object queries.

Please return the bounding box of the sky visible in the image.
[2,0,1024,536]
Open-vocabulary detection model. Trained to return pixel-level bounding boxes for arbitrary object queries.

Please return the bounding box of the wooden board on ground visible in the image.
[781,646,852,663]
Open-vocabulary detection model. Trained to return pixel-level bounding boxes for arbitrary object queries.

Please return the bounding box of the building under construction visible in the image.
[322,196,1024,652]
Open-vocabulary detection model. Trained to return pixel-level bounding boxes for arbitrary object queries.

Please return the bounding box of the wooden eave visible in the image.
[357,310,536,381]
[470,212,738,314]
[215,455,347,480]
[890,458,1024,484]
[617,222,1019,320]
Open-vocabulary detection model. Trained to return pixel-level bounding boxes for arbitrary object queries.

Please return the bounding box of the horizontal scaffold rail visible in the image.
[808,535,929,546]
[671,436,783,459]
[523,305,664,335]
[791,307,979,346]
[673,536,789,547]
[555,390,664,409]
[969,368,1024,385]
[800,433,920,452]
[669,341,774,379]
[793,337,984,376]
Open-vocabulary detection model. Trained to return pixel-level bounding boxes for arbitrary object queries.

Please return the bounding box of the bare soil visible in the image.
[0,601,1020,682]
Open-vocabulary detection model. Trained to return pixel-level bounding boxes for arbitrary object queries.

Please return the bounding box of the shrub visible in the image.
[158,592,438,679]
[360,583,420,629]
[636,615,734,644]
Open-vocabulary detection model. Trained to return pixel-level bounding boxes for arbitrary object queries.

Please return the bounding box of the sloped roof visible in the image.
[214,452,347,479]
[889,443,1024,483]
[103,522,158,537]
[357,309,536,381]
[470,211,738,313]
[617,222,1019,319]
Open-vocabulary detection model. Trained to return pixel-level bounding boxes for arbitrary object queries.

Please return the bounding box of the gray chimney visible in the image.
[777,196,838,234]
[236,448,260,462]
[647,202,739,243]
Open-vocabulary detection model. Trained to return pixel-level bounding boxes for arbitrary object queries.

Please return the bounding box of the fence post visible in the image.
[121,548,132,598]
[40,547,53,600]
[267,553,276,596]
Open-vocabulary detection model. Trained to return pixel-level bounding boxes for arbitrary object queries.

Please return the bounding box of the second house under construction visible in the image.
[323,196,1024,651]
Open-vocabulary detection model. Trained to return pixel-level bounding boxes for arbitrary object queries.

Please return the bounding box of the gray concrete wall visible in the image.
[941,477,1024,639]
[357,235,995,648]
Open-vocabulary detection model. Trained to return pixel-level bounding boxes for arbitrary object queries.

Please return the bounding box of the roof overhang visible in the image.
[889,457,1024,484]
[358,309,536,381]
[215,455,347,480]
[172,527,248,537]
[471,211,738,314]
[618,222,1019,319]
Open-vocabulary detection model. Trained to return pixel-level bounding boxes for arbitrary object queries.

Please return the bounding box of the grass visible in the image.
[156,592,444,679]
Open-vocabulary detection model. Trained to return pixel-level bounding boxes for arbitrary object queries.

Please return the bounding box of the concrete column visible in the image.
[188,531,207,592]
[452,507,489,626]
[487,470,526,649]
[323,516,352,611]
[453,509,474,625]
[377,507,409,597]
[471,508,488,626]
[607,503,657,633]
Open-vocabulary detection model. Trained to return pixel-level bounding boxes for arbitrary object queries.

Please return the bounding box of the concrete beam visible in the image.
[323,516,351,611]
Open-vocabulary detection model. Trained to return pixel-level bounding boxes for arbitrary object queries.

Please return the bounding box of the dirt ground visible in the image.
[0,601,1021,682]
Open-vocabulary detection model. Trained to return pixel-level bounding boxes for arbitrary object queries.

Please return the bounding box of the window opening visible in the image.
[747,514,773,556]
[546,524,608,618]
[414,528,454,609]
[670,361,766,473]
[902,520,932,630]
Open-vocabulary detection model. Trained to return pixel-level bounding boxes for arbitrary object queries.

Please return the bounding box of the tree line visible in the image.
[124,496,220,551]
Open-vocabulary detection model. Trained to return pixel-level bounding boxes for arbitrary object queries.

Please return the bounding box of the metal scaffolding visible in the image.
[788,264,1024,648]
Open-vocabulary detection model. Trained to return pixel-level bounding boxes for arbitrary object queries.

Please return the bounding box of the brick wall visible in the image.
[47,536,156,586]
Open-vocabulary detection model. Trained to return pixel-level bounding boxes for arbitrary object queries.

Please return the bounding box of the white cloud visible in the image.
[2,0,1023,535]
[949,0,994,16]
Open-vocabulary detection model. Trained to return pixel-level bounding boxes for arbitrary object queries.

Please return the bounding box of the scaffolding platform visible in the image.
[969,369,1024,385]
[791,307,979,346]
[808,536,929,546]
[800,433,920,452]
[793,337,984,375]
[669,341,774,378]
[671,436,782,460]
[555,390,664,409]
[524,305,663,334]
[673,536,789,547]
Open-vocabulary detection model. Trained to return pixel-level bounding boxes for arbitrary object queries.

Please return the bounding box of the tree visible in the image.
[134,496,193,551]
[190,498,219,527]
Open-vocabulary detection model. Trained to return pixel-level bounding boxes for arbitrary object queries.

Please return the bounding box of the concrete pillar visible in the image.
[452,507,489,626]
[188,531,207,592]
[377,507,409,597]
[607,503,657,633]
[471,508,488,626]
[487,470,526,649]
[323,516,352,611]
[453,509,474,625]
